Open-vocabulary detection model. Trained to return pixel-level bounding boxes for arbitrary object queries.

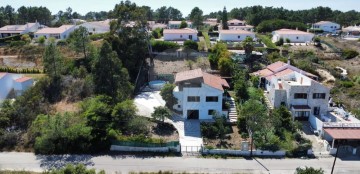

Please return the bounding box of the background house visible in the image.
[312,21,340,33]
[34,25,76,40]
[272,29,314,43]
[0,73,34,102]
[0,22,40,38]
[218,30,255,42]
[79,20,110,34]
[221,19,254,31]
[168,21,193,29]
[172,69,229,120]
[343,26,360,38]
[163,28,198,41]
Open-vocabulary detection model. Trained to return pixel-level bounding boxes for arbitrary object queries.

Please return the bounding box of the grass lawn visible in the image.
[202,32,211,49]
[256,34,277,49]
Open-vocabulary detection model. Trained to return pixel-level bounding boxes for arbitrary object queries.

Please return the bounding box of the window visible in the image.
[295,111,310,117]
[208,110,216,115]
[294,93,307,99]
[206,96,218,102]
[187,96,200,102]
[189,35,193,40]
[313,93,326,99]
[180,35,183,38]
[296,36,299,39]
[313,107,320,115]
[237,35,240,39]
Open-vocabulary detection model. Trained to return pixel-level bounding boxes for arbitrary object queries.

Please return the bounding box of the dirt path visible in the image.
[316,69,335,87]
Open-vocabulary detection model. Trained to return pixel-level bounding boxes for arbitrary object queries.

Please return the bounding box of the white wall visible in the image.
[218,33,255,42]
[163,33,198,41]
[203,148,286,157]
[0,74,22,102]
[309,115,323,131]
[14,79,34,96]
[314,22,340,33]
[173,83,224,119]
[272,33,314,43]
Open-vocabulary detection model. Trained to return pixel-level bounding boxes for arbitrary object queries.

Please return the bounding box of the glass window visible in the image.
[295,111,310,117]
[313,107,320,115]
[206,96,218,102]
[294,93,307,99]
[188,96,200,102]
[208,110,216,115]
[313,93,326,99]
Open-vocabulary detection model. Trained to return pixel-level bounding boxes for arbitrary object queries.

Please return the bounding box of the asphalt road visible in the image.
[0,152,360,174]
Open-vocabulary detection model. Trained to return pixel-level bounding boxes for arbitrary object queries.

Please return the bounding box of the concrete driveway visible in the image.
[134,91,165,117]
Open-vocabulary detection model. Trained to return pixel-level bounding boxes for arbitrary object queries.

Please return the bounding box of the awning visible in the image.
[292,105,311,110]
[324,128,360,140]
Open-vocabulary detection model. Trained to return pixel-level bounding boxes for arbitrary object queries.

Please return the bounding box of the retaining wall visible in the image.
[202,149,286,157]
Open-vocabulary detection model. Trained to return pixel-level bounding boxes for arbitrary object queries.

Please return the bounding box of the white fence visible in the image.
[202,148,286,157]
[110,145,180,153]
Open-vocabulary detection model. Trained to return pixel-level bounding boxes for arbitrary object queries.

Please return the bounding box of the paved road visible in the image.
[1,152,360,174]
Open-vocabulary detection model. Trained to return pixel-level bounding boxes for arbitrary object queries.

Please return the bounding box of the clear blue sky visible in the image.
[6,0,360,16]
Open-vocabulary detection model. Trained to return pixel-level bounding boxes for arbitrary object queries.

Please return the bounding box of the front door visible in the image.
[187,110,199,119]
[189,35,193,40]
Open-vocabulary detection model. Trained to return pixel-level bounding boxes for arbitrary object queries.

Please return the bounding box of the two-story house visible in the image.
[222,19,254,31]
[312,21,340,33]
[172,69,229,120]
[253,61,330,120]
[168,21,193,29]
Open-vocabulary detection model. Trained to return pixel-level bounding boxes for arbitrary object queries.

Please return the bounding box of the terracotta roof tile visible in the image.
[267,61,287,72]
[219,30,254,34]
[175,69,229,91]
[274,68,294,77]
[274,29,314,35]
[15,77,32,83]
[163,28,197,34]
[324,128,360,140]
[35,25,75,34]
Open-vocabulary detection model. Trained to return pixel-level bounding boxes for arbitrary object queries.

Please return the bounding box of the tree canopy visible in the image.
[189,7,203,29]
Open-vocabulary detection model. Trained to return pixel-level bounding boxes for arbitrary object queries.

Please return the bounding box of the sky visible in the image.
[5,0,360,16]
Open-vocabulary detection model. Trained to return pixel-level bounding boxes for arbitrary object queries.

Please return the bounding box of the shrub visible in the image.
[275,38,284,46]
[56,40,67,46]
[342,49,359,59]
[340,80,354,88]
[285,38,290,43]
[9,41,26,47]
[89,33,106,41]
[183,40,199,51]
[21,34,31,44]
[37,36,46,45]
[152,30,160,39]
[197,31,203,37]
[151,41,180,52]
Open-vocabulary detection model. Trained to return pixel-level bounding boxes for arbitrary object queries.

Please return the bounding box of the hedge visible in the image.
[0,67,42,74]
[151,40,180,52]
[342,49,359,59]
[0,34,23,43]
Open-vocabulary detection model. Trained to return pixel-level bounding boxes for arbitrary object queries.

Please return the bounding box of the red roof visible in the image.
[273,68,294,77]
[15,77,32,83]
[267,61,287,72]
[175,69,229,91]
[324,128,360,140]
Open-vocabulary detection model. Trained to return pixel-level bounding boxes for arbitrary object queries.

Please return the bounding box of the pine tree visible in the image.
[222,7,229,30]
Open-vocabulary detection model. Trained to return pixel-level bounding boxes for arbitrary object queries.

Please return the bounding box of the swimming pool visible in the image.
[149,80,166,90]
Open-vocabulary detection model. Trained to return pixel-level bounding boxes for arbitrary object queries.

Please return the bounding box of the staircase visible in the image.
[263,91,274,110]
[228,97,238,123]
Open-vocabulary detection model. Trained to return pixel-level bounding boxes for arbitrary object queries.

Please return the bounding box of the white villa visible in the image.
[272,29,314,43]
[218,30,255,42]
[0,22,40,38]
[34,25,76,40]
[172,69,229,120]
[163,28,198,41]
[312,21,340,33]
[253,61,329,120]
[79,20,110,34]
[168,21,193,29]
[343,26,360,38]
[0,73,34,102]
[222,19,254,31]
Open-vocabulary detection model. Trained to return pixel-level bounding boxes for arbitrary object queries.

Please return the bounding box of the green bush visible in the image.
[9,41,26,47]
[56,40,67,46]
[37,36,46,44]
[89,33,106,41]
[0,34,22,43]
[151,41,180,52]
[340,80,354,88]
[256,19,307,33]
[275,38,284,46]
[342,49,359,59]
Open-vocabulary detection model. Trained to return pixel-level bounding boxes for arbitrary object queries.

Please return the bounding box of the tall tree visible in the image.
[43,42,63,79]
[68,26,90,59]
[222,7,229,30]
[4,5,15,24]
[189,7,203,29]
[92,41,133,102]
[179,20,187,28]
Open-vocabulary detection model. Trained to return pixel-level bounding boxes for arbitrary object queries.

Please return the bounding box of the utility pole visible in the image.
[331,140,340,174]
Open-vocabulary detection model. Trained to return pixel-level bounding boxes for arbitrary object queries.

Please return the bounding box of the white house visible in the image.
[343,26,360,38]
[168,21,193,29]
[253,61,329,121]
[272,29,314,43]
[34,25,76,40]
[312,21,340,33]
[172,69,229,120]
[79,20,110,34]
[218,30,255,42]
[221,19,254,31]
[163,28,198,41]
[0,73,34,103]
[0,22,40,38]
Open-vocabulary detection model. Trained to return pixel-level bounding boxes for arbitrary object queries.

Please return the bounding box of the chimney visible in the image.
[300,77,303,84]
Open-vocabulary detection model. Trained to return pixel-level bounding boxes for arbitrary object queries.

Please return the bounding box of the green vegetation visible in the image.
[89,33,107,41]
[295,167,324,174]
[183,40,198,51]
[179,20,188,28]
[221,7,229,30]
[151,106,172,123]
[202,31,211,49]
[0,67,41,74]
[275,38,284,46]
[256,34,277,49]
[48,164,105,174]
[151,41,180,52]
[160,84,178,109]
[256,19,307,33]
[342,49,359,59]
[189,7,203,29]
[201,113,231,142]
[68,26,90,59]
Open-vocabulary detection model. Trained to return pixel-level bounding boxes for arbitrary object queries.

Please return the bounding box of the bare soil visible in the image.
[203,125,249,150]
[53,101,80,113]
